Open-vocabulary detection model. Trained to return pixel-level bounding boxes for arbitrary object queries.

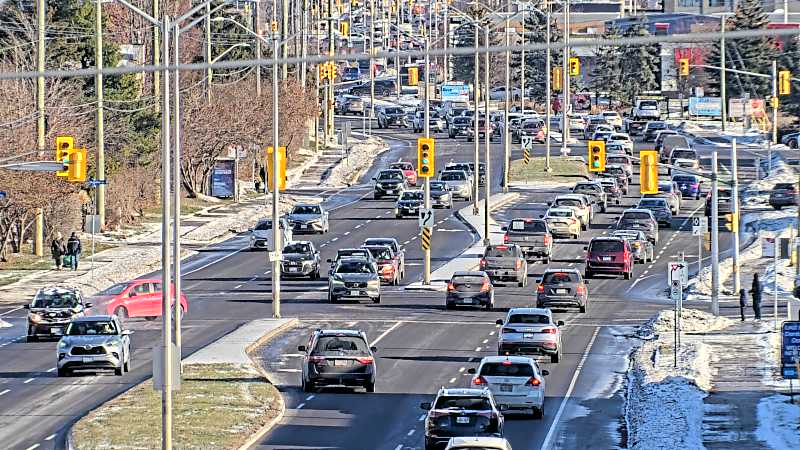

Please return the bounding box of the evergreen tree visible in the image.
[508,8,563,101]
[705,0,778,99]
[451,22,479,84]
[588,26,624,102]
[619,25,660,104]
[777,35,800,117]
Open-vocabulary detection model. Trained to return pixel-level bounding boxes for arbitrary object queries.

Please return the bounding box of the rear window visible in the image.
[452,275,486,285]
[607,157,628,165]
[337,249,368,259]
[441,172,465,181]
[509,220,547,232]
[508,314,550,324]
[542,272,578,284]
[671,150,696,160]
[378,171,404,180]
[547,210,573,218]
[606,167,624,175]
[622,212,652,220]
[312,335,369,355]
[574,184,600,194]
[366,247,392,260]
[589,240,623,252]
[639,199,667,208]
[453,117,470,125]
[434,396,492,410]
[480,362,535,377]
[774,183,796,190]
[485,246,516,258]
[673,176,697,183]
[554,199,581,207]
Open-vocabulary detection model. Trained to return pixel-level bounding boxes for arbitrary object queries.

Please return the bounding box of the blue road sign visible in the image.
[0,192,6,199]
[781,321,800,379]
[87,179,107,187]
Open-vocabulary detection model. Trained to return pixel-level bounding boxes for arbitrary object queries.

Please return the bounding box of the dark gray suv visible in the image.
[536,269,588,313]
[280,241,321,279]
[26,286,91,341]
[480,244,528,287]
[298,329,377,392]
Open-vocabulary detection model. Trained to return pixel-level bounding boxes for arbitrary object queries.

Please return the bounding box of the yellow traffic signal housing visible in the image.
[417,137,434,177]
[569,57,580,77]
[266,146,287,191]
[640,150,659,194]
[588,140,605,172]
[340,21,350,37]
[779,70,791,96]
[329,62,337,80]
[67,148,87,183]
[679,58,689,76]
[408,67,419,86]
[55,135,74,178]
[552,67,562,91]
[724,212,738,232]
[318,64,327,80]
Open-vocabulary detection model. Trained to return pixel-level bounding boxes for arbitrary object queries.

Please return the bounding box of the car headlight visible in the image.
[29,313,42,323]
[58,340,68,348]
[331,276,345,285]
[368,279,380,287]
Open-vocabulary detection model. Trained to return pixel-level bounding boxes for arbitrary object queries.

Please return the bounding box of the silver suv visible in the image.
[496,308,564,363]
[57,315,132,377]
[328,257,381,304]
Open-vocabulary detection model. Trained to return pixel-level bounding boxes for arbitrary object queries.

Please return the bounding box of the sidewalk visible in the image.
[405,192,518,291]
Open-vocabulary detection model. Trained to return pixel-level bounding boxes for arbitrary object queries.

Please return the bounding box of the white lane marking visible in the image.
[643,270,649,275]
[366,219,372,223]
[372,321,404,345]
[395,445,404,450]
[305,395,315,401]
[250,276,258,281]
[541,327,601,450]
[24,445,40,450]
[647,264,654,269]
[482,339,488,344]
[489,331,495,336]
[23,378,34,384]
[320,243,327,247]
[418,413,426,421]
[407,429,415,436]
[45,434,56,441]
[296,403,306,409]
[234,284,243,289]
[448,377,457,384]
[0,389,10,396]
[278,368,302,373]
[344,231,350,236]
[0,306,23,318]
[355,224,363,229]
[331,237,339,242]
[474,347,482,352]
[46,368,55,373]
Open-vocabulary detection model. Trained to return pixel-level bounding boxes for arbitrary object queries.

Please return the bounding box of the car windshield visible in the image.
[441,172,465,181]
[378,171,404,181]
[385,107,403,114]
[671,150,696,159]
[366,247,392,260]
[284,243,311,254]
[673,176,697,183]
[434,396,492,410]
[254,220,273,231]
[430,182,447,191]
[542,272,578,284]
[485,246,515,258]
[480,362,535,377]
[401,191,424,201]
[622,212,652,220]
[607,157,628,165]
[610,134,628,141]
[647,121,665,129]
[555,199,581,207]
[336,261,374,273]
[32,291,79,308]
[453,117,469,125]
[292,205,321,215]
[657,183,673,192]
[547,210,573,218]
[312,336,369,355]
[774,183,796,190]
[607,167,624,175]
[639,199,667,208]
[590,240,624,252]
[447,164,471,172]
[639,101,658,110]
[66,320,118,336]
[96,283,128,296]
[338,249,368,259]
[508,314,550,324]
[509,220,547,232]
[390,163,413,171]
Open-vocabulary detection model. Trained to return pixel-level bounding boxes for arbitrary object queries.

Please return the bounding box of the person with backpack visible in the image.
[65,232,82,271]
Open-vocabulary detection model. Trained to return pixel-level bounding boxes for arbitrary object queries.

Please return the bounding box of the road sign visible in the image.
[781,321,800,379]
[670,280,682,302]
[667,261,688,286]
[521,136,533,150]
[0,191,6,199]
[268,251,281,262]
[691,216,707,236]
[420,226,432,250]
[87,179,108,187]
[418,208,434,228]
[523,148,530,165]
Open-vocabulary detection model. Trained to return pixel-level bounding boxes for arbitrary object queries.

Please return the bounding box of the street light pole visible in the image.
[473,23,480,215]
[720,16,727,132]
[95,0,106,228]
[484,26,491,246]
[502,0,510,193]
[711,151,720,316]
[561,0,570,156]
[272,33,282,319]
[545,1,551,172]
[772,60,779,144]
[35,0,45,257]
[370,0,376,135]
[255,1,263,96]
[520,9,525,114]
[731,139,741,294]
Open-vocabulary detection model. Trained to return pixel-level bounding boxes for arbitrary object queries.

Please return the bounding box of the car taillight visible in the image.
[447,282,456,292]
[309,356,326,364]
[543,234,551,246]
[356,356,374,365]
[381,264,394,274]
[503,233,509,243]
[537,284,544,293]
[479,259,487,268]
[473,376,488,386]
[576,285,585,295]
[542,327,557,334]
[515,259,522,270]
[480,280,491,292]
[570,218,578,224]
[525,377,541,386]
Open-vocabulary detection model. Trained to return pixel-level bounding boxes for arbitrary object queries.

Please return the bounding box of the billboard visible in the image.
[688,97,722,117]
[782,321,800,379]
[211,158,235,198]
[440,82,470,103]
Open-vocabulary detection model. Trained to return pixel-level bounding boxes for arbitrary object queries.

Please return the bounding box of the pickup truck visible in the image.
[502,218,553,263]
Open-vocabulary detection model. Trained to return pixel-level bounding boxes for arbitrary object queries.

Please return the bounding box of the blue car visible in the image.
[672,174,702,200]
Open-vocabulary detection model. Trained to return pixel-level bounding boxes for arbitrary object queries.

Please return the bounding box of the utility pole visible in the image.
[772,60,778,144]
[423,26,431,285]
[711,151,720,316]
[282,0,289,79]
[95,0,106,229]
[443,3,449,81]
[327,0,335,142]
[484,26,491,246]
[255,1,263,96]
[369,0,376,135]
[205,2,212,103]
[396,6,401,102]
[545,1,551,172]
[502,0,510,193]
[172,21,183,354]
[520,10,525,114]
[301,0,308,86]
[731,139,741,294]
[720,16,727,132]
[561,0,570,156]
[154,0,160,112]
[472,23,480,215]
[272,33,282,318]
[35,0,45,257]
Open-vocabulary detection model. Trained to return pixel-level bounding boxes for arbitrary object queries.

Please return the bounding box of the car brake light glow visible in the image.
[501,360,513,366]
[525,377,541,386]
[515,259,522,270]
[502,327,516,333]
[537,284,544,293]
[503,234,509,243]
[480,280,491,292]
[381,264,394,274]
[496,245,508,250]
[576,285,585,295]
[543,234,551,246]
[447,282,456,291]
[309,356,326,363]
[479,259,487,268]
[473,376,488,385]
[356,356,374,364]
[542,327,557,334]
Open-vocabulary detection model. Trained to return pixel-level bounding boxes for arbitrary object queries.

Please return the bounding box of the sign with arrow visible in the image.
[691,216,707,236]
[667,261,688,286]
[419,208,434,229]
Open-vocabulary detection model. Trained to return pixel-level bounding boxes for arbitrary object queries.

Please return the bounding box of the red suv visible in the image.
[92,279,189,320]
[584,237,633,279]
[389,161,418,187]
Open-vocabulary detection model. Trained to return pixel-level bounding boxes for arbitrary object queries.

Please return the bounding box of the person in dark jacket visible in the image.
[739,288,747,321]
[65,232,82,271]
[50,232,65,270]
[750,273,762,320]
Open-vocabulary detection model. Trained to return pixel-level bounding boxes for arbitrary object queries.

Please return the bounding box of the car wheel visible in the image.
[302,378,315,393]
[533,406,544,420]
[114,307,128,321]
[373,194,381,200]
[581,222,587,231]
[124,357,130,372]
[550,350,561,363]
[584,270,592,279]
[623,270,632,280]
[579,303,587,313]
[543,256,550,264]
[373,295,381,304]
[57,367,70,377]
[789,138,798,149]
[115,363,123,376]
[518,277,525,288]
[328,293,337,303]
[774,205,782,211]
[144,316,157,321]
[365,380,376,393]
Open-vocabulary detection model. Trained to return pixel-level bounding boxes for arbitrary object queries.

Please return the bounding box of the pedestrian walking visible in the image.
[50,232,66,270]
[750,273,762,320]
[739,288,747,321]
[65,232,82,271]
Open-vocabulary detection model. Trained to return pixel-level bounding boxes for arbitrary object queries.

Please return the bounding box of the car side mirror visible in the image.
[326,259,332,263]
[467,368,476,374]
[541,370,550,376]
[495,319,504,325]
[370,346,377,353]
[583,280,589,285]
[583,246,588,250]
[297,345,306,352]
[498,404,510,412]
[23,305,30,309]
[420,402,432,410]
[557,320,565,327]
[84,302,93,308]
[121,330,133,336]
[500,226,507,231]
[128,292,137,297]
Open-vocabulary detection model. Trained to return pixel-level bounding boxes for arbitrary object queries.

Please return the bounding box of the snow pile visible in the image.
[321,136,389,187]
[0,318,11,328]
[638,308,733,337]
[741,159,797,206]
[756,395,800,449]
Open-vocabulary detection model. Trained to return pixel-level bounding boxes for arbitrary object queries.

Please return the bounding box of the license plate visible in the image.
[456,416,470,424]
[350,290,360,296]
[288,267,298,272]
[556,288,568,294]
[333,359,348,367]
[523,333,535,339]
[300,224,308,229]
[386,190,394,194]
[602,256,612,262]
[459,299,474,304]
[50,327,63,335]
[82,357,93,363]
[500,384,513,392]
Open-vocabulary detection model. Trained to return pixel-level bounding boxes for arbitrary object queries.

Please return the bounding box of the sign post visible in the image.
[692,217,707,274]
[670,279,683,368]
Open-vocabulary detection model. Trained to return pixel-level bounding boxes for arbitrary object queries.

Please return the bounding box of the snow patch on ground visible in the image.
[0,318,11,328]
[626,308,732,450]
[321,137,389,188]
[755,395,800,449]
[742,160,797,206]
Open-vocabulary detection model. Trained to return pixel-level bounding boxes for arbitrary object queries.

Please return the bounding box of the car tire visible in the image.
[144,316,157,321]
[124,357,130,373]
[789,138,798,149]
[550,350,561,363]
[543,256,550,264]
[57,367,70,377]
[115,362,124,376]
[584,270,592,279]
[114,307,128,321]
[518,278,525,288]
[624,270,632,280]
[774,205,782,211]
[302,378,315,393]
[579,303,587,313]
[533,406,544,420]
[328,293,337,304]
[373,194,381,200]
[365,381,376,393]
[373,295,381,304]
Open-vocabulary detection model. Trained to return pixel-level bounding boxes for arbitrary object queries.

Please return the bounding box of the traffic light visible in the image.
[417,137,434,177]
[55,135,74,178]
[67,148,87,183]
[724,212,738,232]
[339,21,350,37]
[588,140,605,172]
[679,58,689,77]
[569,57,580,77]
[408,67,419,86]
[328,62,337,80]
[640,150,659,194]
[318,64,328,80]
[266,146,287,191]
[779,70,791,96]
[552,67,562,91]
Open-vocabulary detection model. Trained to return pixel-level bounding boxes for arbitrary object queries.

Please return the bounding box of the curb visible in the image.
[454,192,520,238]
[245,318,299,357]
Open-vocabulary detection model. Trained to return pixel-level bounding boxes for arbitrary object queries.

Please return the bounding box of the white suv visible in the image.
[468,355,548,419]
[496,308,564,363]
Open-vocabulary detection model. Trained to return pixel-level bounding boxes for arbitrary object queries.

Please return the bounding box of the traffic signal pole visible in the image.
[95,0,106,228]
[484,27,491,246]
[503,0,510,192]
[561,0,570,156]
[473,24,480,215]
[711,151,720,316]
[272,34,282,319]
[545,1,551,172]
[424,26,431,285]
[731,139,741,294]
[35,0,45,257]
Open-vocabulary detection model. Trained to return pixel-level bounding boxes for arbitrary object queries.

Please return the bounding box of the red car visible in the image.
[92,279,189,320]
[389,161,418,186]
[364,245,403,285]
[584,237,633,280]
